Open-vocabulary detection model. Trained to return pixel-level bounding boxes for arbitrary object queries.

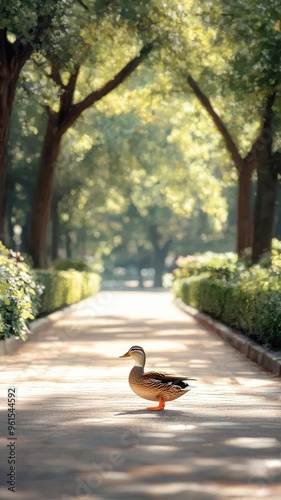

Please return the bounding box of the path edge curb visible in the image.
[175,298,281,378]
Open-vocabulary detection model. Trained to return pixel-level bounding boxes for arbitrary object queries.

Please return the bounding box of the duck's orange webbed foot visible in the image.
[147,396,165,411]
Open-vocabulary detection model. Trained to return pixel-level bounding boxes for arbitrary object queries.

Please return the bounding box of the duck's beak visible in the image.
[119,351,130,358]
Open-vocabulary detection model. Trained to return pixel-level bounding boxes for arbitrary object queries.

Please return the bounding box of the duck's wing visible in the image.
[143,371,195,387]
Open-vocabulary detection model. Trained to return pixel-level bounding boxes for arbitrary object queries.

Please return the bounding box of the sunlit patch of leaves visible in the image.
[0,243,44,340]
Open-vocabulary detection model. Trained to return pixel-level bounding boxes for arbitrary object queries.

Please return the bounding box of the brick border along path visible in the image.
[0,290,281,499]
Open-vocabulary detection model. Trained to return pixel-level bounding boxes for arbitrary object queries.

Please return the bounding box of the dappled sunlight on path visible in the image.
[0,291,281,499]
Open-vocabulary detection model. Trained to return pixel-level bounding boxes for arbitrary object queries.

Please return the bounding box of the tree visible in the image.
[54,106,230,285]
[0,1,59,242]
[187,75,277,257]
[8,0,242,271]
[197,0,281,262]
[27,43,152,267]
[25,0,193,267]
[6,90,46,253]
[252,93,281,263]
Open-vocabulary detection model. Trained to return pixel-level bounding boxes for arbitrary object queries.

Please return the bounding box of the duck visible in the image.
[119,345,195,411]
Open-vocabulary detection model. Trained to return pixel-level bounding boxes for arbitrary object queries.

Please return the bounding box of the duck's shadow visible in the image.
[115,408,188,418]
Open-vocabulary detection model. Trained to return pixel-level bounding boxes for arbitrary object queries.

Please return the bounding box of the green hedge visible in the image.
[51,259,97,273]
[173,268,281,348]
[0,243,100,340]
[35,269,100,315]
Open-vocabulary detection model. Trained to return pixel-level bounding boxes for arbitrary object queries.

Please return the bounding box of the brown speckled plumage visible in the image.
[120,345,195,409]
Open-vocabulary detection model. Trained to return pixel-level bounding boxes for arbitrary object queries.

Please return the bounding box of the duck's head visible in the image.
[119,345,146,367]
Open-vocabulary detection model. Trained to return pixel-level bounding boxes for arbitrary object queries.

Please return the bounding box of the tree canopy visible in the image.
[2,0,281,280]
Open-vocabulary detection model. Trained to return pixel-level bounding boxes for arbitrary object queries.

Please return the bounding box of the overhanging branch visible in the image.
[60,43,153,133]
[187,75,242,170]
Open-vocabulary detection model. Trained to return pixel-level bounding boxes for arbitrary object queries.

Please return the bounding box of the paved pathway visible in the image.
[0,290,281,500]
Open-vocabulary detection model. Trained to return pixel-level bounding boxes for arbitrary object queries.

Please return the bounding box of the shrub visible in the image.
[35,269,100,315]
[173,252,281,348]
[0,243,100,341]
[51,259,94,273]
[173,252,238,280]
[0,244,44,340]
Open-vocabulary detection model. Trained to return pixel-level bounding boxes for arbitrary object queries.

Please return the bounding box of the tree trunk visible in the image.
[251,91,278,264]
[66,232,72,259]
[273,186,281,239]
[0,19,55,242]
[252,159,278,264]
[21,219,30,254]
[237,166,253,256]
[51,195,61,261]
[0,74,18,243]
[149,224,170,288]
[5,177,14,248]
[28,119,62,268]
[137,267,144,289]
[153,249,166,288]
[0,116,9,242]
